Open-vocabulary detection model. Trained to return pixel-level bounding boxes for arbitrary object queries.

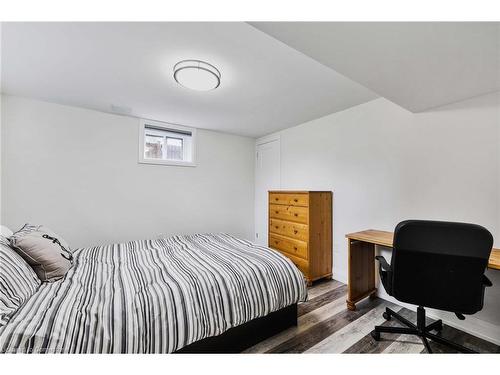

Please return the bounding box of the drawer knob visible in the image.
[275,211,279,214]
[294,247,298,251]
[294,230,298,234]
[294,199,298,202]
[275,197,279,201]
[294,213,298,217]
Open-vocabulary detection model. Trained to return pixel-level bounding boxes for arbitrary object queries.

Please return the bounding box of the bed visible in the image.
[0,233,307,353]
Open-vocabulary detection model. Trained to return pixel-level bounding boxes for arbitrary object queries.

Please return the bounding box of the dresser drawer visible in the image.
[269,218,308,242]
[269,234,308,260]
[269,192,309,207]
[294,260,309,279]
[269,204,308,224]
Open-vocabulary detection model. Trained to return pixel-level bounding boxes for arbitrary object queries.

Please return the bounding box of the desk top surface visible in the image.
[346,229,500,271]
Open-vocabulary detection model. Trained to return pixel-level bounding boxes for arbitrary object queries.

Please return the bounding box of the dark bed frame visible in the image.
[175,304,297,353]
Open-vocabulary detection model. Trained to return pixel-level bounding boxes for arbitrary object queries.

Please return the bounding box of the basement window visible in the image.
[139,119,196,167]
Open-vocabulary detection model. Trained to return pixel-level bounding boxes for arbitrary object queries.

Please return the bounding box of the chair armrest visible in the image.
[375,256,391,272]
[375,256,393,296]
[483,275,493,287]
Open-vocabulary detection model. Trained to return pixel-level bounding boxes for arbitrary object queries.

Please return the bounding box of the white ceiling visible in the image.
[250,22,500,112]
[0,22,377,138]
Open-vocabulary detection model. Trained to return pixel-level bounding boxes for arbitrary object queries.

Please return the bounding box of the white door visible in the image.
[255,138,281,246]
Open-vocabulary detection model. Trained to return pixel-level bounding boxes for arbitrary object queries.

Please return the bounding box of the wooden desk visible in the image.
[345,229,500,311]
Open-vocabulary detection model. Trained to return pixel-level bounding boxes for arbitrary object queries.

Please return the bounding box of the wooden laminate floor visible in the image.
[244,279,500,354]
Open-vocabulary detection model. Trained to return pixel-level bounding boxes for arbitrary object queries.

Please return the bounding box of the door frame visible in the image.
[255,134,281,245]
[255,133,281,187]
[256,134,281,147]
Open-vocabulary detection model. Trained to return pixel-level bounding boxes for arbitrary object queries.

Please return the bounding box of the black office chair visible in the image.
[371,220,493,353]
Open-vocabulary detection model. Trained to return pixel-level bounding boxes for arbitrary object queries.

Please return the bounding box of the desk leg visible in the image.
[346,239,376,311]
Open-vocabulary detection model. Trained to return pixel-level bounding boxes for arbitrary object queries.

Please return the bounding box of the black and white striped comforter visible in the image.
[0,233,307,353]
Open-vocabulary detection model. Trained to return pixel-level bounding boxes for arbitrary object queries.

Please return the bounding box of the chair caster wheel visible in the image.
[371,330,380,341]
[383,312,391,321]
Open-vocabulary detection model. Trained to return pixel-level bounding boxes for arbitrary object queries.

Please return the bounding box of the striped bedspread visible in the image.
[0,233,307,353]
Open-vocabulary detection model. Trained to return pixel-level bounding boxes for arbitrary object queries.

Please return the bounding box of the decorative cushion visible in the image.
[0,235,41,326]
[10,224,73,282]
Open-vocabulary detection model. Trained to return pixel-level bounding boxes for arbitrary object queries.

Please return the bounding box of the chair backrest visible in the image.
[391,220,493,314]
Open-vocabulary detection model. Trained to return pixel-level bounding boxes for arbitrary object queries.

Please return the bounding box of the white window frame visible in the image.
[138,119,197,167]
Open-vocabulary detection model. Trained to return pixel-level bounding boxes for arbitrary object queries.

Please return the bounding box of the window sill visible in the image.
[138,159,197,167]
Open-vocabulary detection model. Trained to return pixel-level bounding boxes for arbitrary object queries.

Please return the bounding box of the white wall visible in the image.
[0,24,3,218]
[1,95,255,247]
[259,92,500,343]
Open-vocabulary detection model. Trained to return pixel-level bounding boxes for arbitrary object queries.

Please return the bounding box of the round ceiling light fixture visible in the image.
[173,60,221,91]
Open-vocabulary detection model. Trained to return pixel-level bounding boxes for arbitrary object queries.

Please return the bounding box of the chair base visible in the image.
[371,306,476,353]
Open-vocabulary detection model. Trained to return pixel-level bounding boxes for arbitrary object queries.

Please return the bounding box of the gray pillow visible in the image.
[0,235,40,325]
[10,224,73,282]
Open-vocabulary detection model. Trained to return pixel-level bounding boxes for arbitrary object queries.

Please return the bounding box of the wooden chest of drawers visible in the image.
[268,191,333,285]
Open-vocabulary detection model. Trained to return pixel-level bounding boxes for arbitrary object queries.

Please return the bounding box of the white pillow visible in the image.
[10,224,73,282]
[0,225,13,238]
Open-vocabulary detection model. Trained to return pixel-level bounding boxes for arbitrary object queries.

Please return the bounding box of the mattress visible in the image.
[0,233,307,353]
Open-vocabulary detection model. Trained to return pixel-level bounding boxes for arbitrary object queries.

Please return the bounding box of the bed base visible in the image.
[175,304,298,353]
